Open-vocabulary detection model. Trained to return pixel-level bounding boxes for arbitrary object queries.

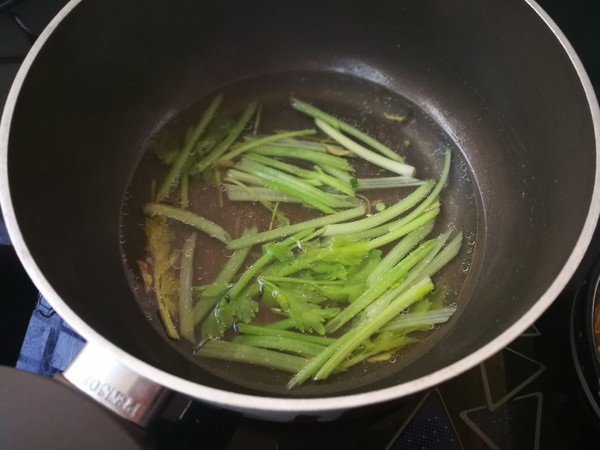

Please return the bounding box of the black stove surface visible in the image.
[1,1,600,449]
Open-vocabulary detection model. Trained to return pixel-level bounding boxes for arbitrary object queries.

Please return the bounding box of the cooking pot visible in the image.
[1,0,599,422]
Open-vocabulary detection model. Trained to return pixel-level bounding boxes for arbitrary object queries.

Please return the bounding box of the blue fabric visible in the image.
[16,295,85,377]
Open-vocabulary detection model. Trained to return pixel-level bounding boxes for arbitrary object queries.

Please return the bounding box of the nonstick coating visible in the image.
[1,0,598,418]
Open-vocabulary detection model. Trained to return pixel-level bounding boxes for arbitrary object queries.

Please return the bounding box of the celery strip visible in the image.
[236,323,336,346]
[236,157,336,213]
[155,94,223,201]
[180,171,190,209]
[189,101,257,175]
[315,118,416,177]
[356,176,425,190]
[356,230,459,327]
[227,206,365,250]
[380,307,456,332]
[314,278,433,380]
[225,168,322,187]
[243,153,355,196]
[195,340,307,373]
[226,184,324,204]
[325,240,437,334]
[232,335,326,357]
[345,149,451,241]
[365,208,439,250]
[248,145,354,171]
[143,203,231,244]
[219,129,317,161]
[179,232,197,343]
[422,231,463,276]
[366,221,435,288]
[214,227,257,284]
[321,166,354,184]
[286,333,352,388]
[322,181,434,236]
[290,97,404,163]
[251,136,351,156]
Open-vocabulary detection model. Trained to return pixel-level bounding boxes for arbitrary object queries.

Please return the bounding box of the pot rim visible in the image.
[2,0,600,415]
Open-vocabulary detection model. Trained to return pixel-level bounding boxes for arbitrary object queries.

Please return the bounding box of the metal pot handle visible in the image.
[58,342,172,427]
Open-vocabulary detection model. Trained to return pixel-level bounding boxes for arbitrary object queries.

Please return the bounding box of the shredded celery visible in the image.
[140,97,466,390]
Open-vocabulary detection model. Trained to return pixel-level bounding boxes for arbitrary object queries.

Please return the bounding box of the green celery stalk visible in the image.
[314,278,433,380]
[235,157,337,213]
[143,203,231,244]
[366,221,435,288]
[189,101,257,176]
[250,136,351,156]
[225,168,323,187]
[380,307,456,332]
[214,227,257,284]
[180,171,190,209]
[178,232,197,343]
[286,332,353,389]
[315,118,415,177]
[248,145,354,171]
[242,153,355,196]
[219,129,317,161]
[194,340,308,373]
[324,240,436,334]
[345,149,451,241]
[225,184,359,207]
[417,231,463,278]
[232,335,326,357]
[356,230,460,328]
[236,323,336,346]
[226,206,365,250]
[356,176,425,190]
[155,94,223,201]
[365,208,439,250]
[289,97,404,163]
[322,181,434,236]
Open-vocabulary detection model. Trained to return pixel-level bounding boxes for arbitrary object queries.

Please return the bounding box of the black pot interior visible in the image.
[6,0,597,397]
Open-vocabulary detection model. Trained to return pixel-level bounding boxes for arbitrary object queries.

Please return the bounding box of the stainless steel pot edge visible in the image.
[1,0,599,418]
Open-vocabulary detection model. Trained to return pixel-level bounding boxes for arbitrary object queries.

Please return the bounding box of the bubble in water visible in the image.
[346,354,354,361]
[389,356,397,363]
[222,248,235,258]
[461,258,470,274]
